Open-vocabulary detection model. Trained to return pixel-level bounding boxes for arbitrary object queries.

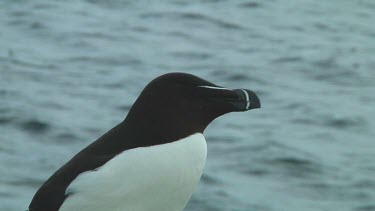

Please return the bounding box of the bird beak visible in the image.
[232,89,261,111]
[195,86,261,111]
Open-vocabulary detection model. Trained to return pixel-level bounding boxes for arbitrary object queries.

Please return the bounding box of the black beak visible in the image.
[195,86,261,112]
[232,89,261,111]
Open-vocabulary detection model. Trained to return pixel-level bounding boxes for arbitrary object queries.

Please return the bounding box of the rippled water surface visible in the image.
[1,0,375,210]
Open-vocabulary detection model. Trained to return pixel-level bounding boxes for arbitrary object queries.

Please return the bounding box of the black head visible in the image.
[122,73,260,143]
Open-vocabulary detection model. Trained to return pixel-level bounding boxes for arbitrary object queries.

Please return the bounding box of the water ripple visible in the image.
[18,119,51,134]
[141,12,244,30]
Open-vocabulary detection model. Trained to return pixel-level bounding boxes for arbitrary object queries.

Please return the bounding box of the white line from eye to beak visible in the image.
[197,86,232,90]
[241,89,250,110]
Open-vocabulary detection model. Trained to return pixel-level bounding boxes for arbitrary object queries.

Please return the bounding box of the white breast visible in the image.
[59,133,207,211]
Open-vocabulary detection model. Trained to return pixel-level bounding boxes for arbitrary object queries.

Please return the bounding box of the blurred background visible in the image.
[1,0,374,210]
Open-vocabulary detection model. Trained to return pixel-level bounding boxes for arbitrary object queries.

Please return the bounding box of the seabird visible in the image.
[28,72,260,211]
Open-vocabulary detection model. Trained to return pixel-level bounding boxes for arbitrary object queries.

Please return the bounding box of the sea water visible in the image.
[1,0,374,210]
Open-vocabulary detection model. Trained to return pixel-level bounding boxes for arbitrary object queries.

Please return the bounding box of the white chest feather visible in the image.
[59,133,207,211]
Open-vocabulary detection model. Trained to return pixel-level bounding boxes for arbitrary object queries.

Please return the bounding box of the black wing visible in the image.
[28,124,128,211]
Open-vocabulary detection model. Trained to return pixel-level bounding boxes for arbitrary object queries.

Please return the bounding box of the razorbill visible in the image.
[28,72,261,211]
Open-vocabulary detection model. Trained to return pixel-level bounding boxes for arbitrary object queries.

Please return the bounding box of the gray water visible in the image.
[1,0,374,210]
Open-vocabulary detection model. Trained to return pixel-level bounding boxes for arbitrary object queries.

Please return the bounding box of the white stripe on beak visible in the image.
[241,89,250,110]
